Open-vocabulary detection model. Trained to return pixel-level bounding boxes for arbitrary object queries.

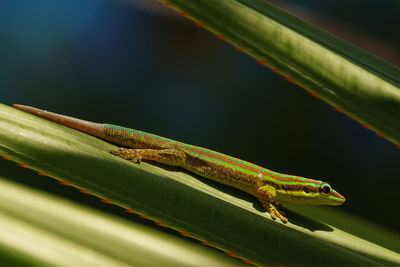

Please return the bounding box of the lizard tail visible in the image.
[13,104,104,138]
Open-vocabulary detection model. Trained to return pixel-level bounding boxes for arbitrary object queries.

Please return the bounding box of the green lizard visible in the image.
[13,104,345,223]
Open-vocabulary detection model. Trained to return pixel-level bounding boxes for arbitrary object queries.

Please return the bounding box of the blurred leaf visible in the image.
[0,103,399,265]
[0,176,243,267]
[163,0,400,145]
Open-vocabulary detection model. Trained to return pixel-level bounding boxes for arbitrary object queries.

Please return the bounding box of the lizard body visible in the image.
[13,104,345,223]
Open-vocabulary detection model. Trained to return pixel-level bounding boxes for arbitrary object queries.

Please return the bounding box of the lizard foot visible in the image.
[110,148,142,163]
[257,185,288,223]
[267,203,288,224]
[273,202,286,217]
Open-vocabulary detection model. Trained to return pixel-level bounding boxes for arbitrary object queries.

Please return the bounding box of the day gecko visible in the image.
[13,104,345,223]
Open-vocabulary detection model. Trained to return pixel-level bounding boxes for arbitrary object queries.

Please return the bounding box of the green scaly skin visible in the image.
[13,104,345,223]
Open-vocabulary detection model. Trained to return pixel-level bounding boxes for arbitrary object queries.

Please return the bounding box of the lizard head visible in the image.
[275,179,345,206]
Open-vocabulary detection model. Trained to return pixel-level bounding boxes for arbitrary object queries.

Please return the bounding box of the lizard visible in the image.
[13,104,345,223]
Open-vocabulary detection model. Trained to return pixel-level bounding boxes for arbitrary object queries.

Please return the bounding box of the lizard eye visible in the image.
[303,187,310,194]
[321,184,331,194]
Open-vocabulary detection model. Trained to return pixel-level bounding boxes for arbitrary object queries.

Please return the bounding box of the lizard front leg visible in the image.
[110,147,186,166]
[257,185,288,223]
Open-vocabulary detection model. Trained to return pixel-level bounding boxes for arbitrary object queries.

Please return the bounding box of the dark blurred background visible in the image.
[1,0,399,234]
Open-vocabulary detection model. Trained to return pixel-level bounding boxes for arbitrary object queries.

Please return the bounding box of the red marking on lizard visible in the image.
[236,47,244,52]
[360,123,370,129]
[1,156,11,160]
[80,189,90,194]
[59,181,70,186]
[178,144,312,183]
[140,214,150,220]
[180,146,260,173]
[37,171,48,176]
[396,145,400,149]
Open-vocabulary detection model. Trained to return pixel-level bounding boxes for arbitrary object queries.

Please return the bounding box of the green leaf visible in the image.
[0,176,243,266]
[162,0,400,146]
[0,103,399,266]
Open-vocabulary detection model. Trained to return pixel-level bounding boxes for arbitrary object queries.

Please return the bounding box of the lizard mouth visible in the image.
[329,191,345,205]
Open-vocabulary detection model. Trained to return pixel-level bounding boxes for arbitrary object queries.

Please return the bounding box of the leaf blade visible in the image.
[0,176,244,267]
[163,0,400,145]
